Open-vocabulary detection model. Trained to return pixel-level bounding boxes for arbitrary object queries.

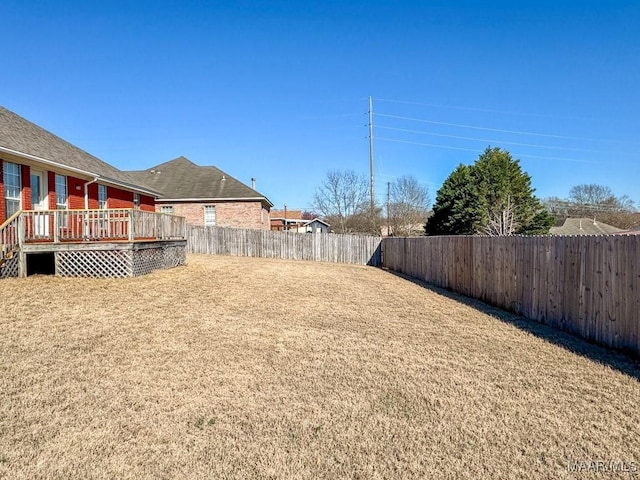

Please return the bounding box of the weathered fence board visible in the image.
[187,226,382,266]
[383,235,640,356]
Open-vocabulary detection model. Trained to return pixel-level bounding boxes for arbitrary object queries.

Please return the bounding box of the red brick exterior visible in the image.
[67,176,86,210]
[21,165,32,211]
[104,188,155,211]
[107,186,134,208]
[140,194,155,212]
[157,201,270,229]
[86,182,99,209]
[0,159,158,224]
[47,171,56,209]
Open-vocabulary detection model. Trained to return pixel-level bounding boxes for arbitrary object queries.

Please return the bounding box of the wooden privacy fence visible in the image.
[187,226,383,266]
[383,235,640,355]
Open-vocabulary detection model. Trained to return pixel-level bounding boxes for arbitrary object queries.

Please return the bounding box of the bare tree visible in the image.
[312,170,372,234]
[388,176,430,236]
[483,196,519,236]
[544,184,638,229]
[568,184,635,213]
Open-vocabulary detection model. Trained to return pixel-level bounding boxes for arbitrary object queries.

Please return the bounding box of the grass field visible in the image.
[1,254,639,479]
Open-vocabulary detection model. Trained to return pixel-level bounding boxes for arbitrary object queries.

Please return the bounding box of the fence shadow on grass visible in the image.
[385,269,640,383]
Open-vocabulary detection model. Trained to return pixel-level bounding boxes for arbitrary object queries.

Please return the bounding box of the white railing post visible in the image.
[128,209,135,242]
[53,210,59,242]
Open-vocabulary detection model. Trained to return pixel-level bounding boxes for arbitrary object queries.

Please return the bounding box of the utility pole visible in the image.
[368,96,375,215]
[387,181,391,237]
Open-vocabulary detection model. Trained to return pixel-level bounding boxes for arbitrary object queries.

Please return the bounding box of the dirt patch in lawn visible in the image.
[1,254,639,479]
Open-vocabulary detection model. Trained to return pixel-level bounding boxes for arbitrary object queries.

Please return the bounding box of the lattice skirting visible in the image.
[54,243,186,278]
[0,256,19,278]
[57,250,132,278]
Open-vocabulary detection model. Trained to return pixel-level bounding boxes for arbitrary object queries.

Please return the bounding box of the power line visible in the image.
[544,200,638,213]
[377,172,438,187]
[376,125,634,156]
[376,137,484,153]
[375,137,616,165]
[374,97,598,121]
[375,112,640,145]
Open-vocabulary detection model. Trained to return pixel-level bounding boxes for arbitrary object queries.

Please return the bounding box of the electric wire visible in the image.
[375,137,615,165]
[374,112,640,145]
[376,125,631,156]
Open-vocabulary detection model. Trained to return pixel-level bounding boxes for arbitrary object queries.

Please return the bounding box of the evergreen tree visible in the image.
[425,164,479,235]
[426,147,554,236]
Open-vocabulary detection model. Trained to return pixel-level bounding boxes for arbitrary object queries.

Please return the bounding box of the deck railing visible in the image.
[20,209,186,243]
[0,210,21,258]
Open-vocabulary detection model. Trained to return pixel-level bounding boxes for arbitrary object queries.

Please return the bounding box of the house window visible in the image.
[203,205,216,226]
[133,193,140,209]
[160,205,174,215]
[55,174,68,209]
[98,184,107,209]
[3,161,21,217]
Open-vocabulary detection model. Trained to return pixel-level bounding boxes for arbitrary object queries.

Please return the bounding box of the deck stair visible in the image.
[0,211,21,278]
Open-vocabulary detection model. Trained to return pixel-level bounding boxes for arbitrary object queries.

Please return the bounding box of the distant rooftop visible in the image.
[549,218,623,236]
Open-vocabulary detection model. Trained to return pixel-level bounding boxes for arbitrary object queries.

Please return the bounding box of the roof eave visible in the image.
[157,196,274,207]
[0,145,159,197]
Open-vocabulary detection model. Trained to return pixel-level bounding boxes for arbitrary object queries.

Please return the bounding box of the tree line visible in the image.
[310,146,637,236]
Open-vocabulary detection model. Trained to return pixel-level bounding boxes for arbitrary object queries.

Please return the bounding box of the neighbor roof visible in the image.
[127,156,273,207]
[0,106,157,196]
[304,218,330,227]
[270,209,303,220]
[549,218,623,236]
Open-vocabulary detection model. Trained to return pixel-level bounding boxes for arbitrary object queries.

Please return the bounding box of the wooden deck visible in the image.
[1,209,187,278]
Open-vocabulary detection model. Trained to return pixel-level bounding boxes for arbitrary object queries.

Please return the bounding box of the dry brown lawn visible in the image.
[1,254,639,479]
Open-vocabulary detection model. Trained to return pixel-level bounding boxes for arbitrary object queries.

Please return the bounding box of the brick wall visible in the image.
[107,186,134,208]
[158,201,271,229]
[47,171,56,209]
[21,165,31,211]
[67,176,86,209]
[87,183,99,209]
[140,194,155,212]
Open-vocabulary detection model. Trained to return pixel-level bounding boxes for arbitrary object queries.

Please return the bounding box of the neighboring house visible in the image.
[549,218,623,235]
[0,106,157,225]
[127,157,273,229]
[270,209,305,231]
[270,209,330,233]
[299,218,330,234]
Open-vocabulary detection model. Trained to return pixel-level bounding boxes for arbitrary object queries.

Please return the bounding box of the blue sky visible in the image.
[2,0,639,210]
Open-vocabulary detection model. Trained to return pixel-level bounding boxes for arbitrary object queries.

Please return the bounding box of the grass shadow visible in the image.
[385,269,640,383]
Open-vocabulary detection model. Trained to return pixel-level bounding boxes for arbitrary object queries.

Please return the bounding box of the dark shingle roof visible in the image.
[549,218,623,235]
[127,156,273,206]
[0,106,157,195]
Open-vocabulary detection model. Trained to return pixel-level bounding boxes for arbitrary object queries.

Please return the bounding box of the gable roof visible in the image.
[304,218,330,227]
[0,106,157,196]
[549,218,623,236]
[126,156,273,207]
